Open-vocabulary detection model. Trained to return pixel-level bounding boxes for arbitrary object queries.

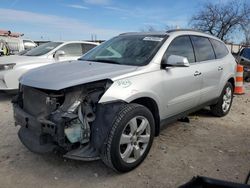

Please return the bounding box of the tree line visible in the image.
[142,0,250,44]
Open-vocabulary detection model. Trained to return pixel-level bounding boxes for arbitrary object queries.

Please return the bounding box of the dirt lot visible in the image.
[0,84,249,188]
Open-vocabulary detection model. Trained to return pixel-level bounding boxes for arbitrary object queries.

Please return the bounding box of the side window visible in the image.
[164,36,195,63]
[210,39,229,59]
[59,43,83,56]
[240,48,250,60]
[82,44,97,54]
[190,36,215,62]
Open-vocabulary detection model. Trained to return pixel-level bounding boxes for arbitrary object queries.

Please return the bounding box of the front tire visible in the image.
[210,82,233,117]
[101,103,155,172]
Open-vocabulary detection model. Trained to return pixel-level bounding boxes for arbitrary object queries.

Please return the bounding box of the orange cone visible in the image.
[234,64,245,95]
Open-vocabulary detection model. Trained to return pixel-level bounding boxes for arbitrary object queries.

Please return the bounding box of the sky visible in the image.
[0,0,243,41]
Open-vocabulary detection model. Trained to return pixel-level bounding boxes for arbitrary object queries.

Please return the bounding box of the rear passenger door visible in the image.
[161,36,202,118]
[190,36,225,104]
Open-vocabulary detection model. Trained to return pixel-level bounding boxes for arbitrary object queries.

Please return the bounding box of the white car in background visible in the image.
[0,41,99,91]
[0,37,37,55]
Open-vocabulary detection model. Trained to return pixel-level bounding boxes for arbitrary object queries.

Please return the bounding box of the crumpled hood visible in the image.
[20,60,138,90]
[0,55,47,65]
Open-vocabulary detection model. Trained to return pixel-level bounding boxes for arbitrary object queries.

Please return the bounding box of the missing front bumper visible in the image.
[14,104,60,153]
[14,101,126,160]
[18,127,56,153]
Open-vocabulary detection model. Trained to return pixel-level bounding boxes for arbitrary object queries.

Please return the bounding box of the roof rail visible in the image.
[119,32,140,35]
[119,31,168,36]
[166,29,204,34]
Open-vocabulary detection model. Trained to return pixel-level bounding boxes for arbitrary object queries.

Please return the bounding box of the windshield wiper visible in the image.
[80,59,120,64]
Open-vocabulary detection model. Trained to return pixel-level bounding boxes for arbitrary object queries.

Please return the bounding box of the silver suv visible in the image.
[13,30,236,172]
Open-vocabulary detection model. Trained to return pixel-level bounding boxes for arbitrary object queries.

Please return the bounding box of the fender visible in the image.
[99,77,164,118]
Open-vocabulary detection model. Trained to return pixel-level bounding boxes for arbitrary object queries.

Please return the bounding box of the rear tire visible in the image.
[101,103,155,172]
[210,82,233,117]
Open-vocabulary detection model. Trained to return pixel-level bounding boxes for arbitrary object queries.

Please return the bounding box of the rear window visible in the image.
[190,36,215,62]
[210,39,229,59]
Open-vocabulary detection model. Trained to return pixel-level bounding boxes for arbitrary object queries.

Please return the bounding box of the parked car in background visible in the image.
[238,47,250,81]
[13,30,236,172]
[0,36,37,55]
[0,41,99,91]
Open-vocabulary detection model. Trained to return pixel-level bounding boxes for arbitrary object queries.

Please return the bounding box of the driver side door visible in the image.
[160,36,202,118]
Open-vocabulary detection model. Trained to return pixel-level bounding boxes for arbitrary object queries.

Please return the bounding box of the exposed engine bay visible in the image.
[13,79,124,160]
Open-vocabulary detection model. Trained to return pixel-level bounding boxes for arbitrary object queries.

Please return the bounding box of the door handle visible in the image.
[194,71,202,76]
[218,66,223,71]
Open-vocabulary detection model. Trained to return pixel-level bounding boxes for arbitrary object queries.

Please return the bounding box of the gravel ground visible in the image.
[0,84,249,188]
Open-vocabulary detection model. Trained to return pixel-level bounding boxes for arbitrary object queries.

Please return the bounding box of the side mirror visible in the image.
[163,55,190,67]
[54,50,65,60]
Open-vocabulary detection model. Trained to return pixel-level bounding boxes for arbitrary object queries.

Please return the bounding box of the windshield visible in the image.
[24,42,62,56]
[79,35,167,66]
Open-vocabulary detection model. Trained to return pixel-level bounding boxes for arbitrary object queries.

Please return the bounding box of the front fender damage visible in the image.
[64,101,125,160]
[14,80,126,161]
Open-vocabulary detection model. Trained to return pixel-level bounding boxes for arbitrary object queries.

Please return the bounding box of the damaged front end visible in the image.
[13,80,124,161]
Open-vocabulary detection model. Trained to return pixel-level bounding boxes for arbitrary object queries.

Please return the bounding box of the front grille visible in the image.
[22,86,58,117]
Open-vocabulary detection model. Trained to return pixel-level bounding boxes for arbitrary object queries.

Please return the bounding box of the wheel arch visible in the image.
[130,97,160,136]
[227,77,235,92]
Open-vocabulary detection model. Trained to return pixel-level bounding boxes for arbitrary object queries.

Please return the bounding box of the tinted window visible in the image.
[82,44,97,54]
[210,39,228,59]
[240,48,250,60]
[190,36,215,62]
[24,42,62,56]
[164,36,195,63]
[80,35,166,66]
[59,43,83,56]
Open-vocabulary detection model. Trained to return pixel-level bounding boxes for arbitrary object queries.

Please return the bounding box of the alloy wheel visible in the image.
[119,116,151,163]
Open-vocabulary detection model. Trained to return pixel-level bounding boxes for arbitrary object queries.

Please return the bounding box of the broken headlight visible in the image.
[63,80,113,145]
